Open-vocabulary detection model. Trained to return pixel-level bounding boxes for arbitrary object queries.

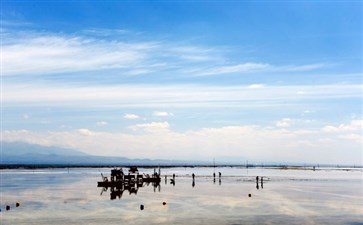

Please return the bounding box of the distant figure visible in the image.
[256,176,259,182]
[192,173,195,180]
[219,172,221,178]
[256,182,259,190]
[171,174,175,186]
[213,172,216,178]
[165,175,167,184]
[261,177,263,183]
[192,180,195,187]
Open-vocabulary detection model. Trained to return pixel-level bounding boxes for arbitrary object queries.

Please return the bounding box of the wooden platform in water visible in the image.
[98,177,161,187]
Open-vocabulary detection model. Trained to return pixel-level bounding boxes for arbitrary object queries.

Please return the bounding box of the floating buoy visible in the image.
[140,204,144,210]
[6,205,10,211]
[248,194,252,197]
[16,202,20,207]
[162,202,166,205]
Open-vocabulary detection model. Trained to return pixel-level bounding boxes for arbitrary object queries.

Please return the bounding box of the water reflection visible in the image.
[101,180,161,200]
[256,176,265,190]
[98,167,161,200]
[98,169,276,201]
[1,167,362,225]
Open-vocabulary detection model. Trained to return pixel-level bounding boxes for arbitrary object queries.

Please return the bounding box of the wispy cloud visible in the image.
[2,28,330,77]
[153,111,174,117]
[275,118,293,128]
[123,113,140,119]
[3,83,361,108]
[2,33,157,76]
[197,62,270,76]
[194,62,329,76]
[321,120,362,133]
[96,121,109,126]
[247,84,265,89]
[129,121,170,132]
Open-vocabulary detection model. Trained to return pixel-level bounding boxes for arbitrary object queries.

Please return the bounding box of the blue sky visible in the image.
[1,1,362,164]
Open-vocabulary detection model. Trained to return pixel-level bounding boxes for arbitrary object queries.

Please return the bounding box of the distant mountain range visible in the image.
[0,141,202,166]
[2,142,345,167]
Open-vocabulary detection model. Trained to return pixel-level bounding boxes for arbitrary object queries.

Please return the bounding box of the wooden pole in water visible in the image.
[213,158,215,173]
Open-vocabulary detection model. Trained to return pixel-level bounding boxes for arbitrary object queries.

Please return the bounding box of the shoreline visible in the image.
[0,164,362,170]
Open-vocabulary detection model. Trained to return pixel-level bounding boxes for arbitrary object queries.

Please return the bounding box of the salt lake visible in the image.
[0,167,362,225]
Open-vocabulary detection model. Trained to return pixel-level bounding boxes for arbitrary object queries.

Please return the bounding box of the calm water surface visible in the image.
[0,167,362,225]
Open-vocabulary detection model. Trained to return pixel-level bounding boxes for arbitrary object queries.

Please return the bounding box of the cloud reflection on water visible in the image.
[0,168,362,225]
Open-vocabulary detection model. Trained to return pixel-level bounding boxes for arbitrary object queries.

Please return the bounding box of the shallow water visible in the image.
[0,167,362,225]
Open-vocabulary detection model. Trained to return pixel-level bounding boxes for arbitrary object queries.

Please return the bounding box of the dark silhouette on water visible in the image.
[256,176,261,190]
[170,173,176,186]
[191,173,196,187]
[98,167,161,200]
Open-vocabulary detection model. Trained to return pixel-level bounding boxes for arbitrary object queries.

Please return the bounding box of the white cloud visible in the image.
[280,63,327,72]
[3,83,361,109]
[3,33,156,76]
[153,111,174,117]
[123,113,140,119]
[126,69,152,75]
[303,110,314,114]
[193,62,329,76]
[247,84,265,89]
[23,114,29,119]
[2,29,330,78]
[339,134,362,143]
[198,62,270,76]
[96,121,109,126]
[130,121,170,132]
[78,129,94,136]
[275,118,293,128]
[322,120,363,132]
[2,121,361,164]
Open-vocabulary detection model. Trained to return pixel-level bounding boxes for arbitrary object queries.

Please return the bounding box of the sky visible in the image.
[1,1,362,165]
